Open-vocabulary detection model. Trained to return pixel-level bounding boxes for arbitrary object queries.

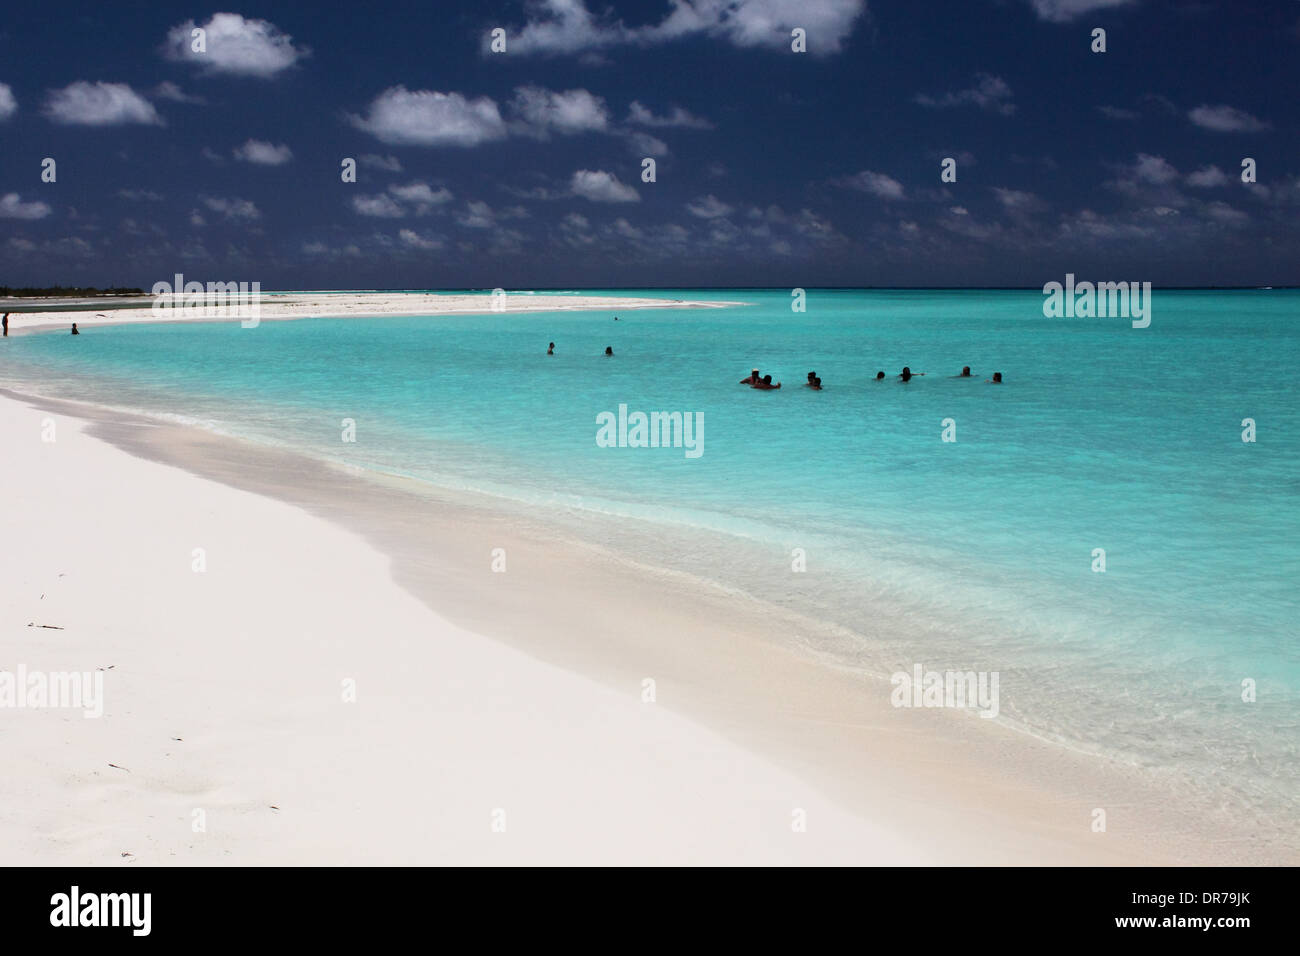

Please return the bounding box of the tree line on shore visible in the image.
[1,286,146,298]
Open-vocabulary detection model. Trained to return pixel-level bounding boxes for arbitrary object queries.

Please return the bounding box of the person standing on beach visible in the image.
[2,313,8,337]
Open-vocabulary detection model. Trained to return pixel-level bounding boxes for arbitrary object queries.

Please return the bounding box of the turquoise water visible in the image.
[4,289,1298,821]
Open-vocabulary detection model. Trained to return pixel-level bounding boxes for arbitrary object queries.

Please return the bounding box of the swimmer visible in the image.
[986,372,1003,384]
[956,366,971,377]
[547,341,555,355]
[70,323,80,335]
[604,346,613,356]
[740,368,761,385]
[752,374,781,390]
[875,371,885,381]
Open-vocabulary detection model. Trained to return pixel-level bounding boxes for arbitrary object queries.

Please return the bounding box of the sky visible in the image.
[0,0,1297,289]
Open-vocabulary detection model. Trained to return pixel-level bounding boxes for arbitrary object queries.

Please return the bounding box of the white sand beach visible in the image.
[0,390,915,865]
[4,385,1278,866]
[1,291,744,335]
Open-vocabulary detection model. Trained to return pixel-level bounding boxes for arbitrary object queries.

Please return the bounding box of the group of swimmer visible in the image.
[743,365,1004,388]
[546,339,1004,385]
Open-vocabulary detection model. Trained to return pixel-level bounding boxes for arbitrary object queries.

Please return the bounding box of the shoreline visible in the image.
[3,384,1289,864]
[1,291,748,335]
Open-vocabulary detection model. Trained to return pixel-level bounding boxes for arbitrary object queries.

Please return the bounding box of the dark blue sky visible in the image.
[1,0,1296,288]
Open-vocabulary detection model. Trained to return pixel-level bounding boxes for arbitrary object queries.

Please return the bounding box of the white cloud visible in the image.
[0,193,53,220]
[360,154,403,172]
[915,74,1015,116]
[1131,153,1179,184]
[233,139,293,165]
[201,196,260,220]
[1096,104,1139,121]
[399,228,442,249]
[839,170,905,200]
[1188,104,1270,133]
[612,217,643,239]
[496,0,866,57]
[152,81,203,104]
[44,81,162,126]
[118,188,165,201]
[459,200,496,228]
[570,169,639,202]
[1025,0,1136,22]
[0,84,17,120]
[1186,165,1230,188]
[685,195,734,218]
[351,194,406,218]
[162,14,308,78]
[511,86,609,137]
[389,182,453,206]
[350,87,507,147]
[627,101,713,129]
[625,130,668,157]
[1203,201,1249,225]
[992,187,1045,212]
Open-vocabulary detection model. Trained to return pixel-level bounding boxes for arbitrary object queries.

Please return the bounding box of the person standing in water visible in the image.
[875,371,885,380]
[2,313,9,337]
[70,323,80,335]
[740,368,760,385]
[956,366,972,377]
[547,342,554,355]
[986,372,1003,384]
[604,346,613,356]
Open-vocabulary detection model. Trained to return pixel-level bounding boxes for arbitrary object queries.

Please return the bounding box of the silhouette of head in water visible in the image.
[990,371,1002,383]
[604,346,613,356]
[807,371,816,382]
[900,366,913,382]
[961,366,971,377]
[71,323,80,335]
[875,371,885,380]
[547,342,554,354]
[763,374,772,385]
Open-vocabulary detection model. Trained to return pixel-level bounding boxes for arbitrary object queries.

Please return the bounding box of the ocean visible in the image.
[4,288,1297,825]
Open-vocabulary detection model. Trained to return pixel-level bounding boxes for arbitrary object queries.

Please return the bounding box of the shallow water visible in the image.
[5,288,1297,824]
